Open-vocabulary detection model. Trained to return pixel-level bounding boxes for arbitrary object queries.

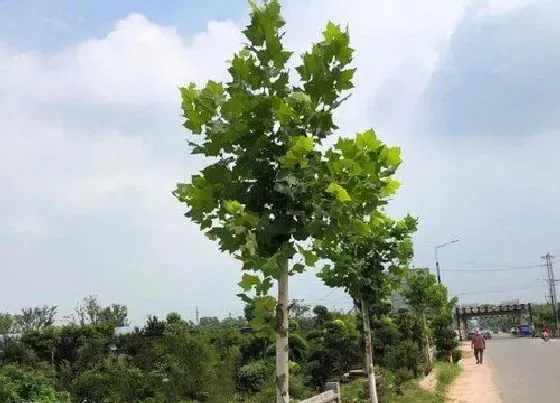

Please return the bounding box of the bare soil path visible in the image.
[446,342,502,403]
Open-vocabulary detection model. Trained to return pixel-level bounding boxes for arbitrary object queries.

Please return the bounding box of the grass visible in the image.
[340,362,462,403]
[435,362,462,392]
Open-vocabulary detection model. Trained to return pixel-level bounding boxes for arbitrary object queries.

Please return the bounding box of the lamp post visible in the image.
[435,239,460,284]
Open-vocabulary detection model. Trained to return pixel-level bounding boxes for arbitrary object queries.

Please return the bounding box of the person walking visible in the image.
[471,328,486,364]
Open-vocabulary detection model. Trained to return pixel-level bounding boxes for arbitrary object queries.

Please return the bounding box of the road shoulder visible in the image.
[446,343,502,403]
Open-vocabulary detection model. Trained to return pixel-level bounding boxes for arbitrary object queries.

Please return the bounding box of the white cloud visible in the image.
[479,0,540,16]
[1,0,559,322]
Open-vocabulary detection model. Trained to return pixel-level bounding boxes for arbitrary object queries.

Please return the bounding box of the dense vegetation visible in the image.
[0,282,458,402]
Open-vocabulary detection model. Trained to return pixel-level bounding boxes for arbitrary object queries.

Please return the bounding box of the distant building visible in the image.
[500,299,520,305]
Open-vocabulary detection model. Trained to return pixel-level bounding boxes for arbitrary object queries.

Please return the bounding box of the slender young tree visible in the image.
[173,2,362,400]
[403,268,456,364]
[319,211,417,402]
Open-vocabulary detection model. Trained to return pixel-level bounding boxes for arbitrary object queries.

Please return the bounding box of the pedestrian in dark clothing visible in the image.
[471,328,486,364]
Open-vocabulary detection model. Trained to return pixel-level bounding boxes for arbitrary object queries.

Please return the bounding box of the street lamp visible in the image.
[435,239,460,284]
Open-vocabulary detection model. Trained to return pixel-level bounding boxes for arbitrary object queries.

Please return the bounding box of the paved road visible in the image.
[487,333,560,402]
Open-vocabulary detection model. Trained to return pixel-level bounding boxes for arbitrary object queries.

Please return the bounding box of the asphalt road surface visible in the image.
[488,333,560,402]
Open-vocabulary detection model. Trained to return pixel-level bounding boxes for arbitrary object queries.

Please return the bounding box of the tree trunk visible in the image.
[361,299,378,403]
[422,312,431,365]
[275,259,290,403]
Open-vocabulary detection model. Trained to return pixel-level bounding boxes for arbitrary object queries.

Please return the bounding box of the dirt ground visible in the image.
[446,343,502,403]
[419,368,437,393]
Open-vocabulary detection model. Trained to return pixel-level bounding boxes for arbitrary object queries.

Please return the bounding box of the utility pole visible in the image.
[195,306,199,326]
[434,239,460,284]
[542,253,558,335]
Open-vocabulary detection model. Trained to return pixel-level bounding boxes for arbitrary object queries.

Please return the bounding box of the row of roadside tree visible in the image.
[172,2,459,401]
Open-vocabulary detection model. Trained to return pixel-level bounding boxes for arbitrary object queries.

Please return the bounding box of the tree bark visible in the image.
[361,299,378,403]
[275,259,290,403]
[422,312,431,365]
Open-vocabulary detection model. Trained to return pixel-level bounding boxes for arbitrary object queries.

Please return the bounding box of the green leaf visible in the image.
[386,146,402,166]
[244,232,258,255]
[202,164,230,184]
[297,246,319,266]
[336,68,356,91]
[323,21,342,43]
[239,273,261,292]
[326,182,352,202]
[291,263,305,274]
[276,101,296,124]
[356,129,380,150]
[224,200,244,214]
[291,136,314,154]
[201,218,213,230]
[352,219,370,236]
[382,179,400,196]
[237,293,253,304]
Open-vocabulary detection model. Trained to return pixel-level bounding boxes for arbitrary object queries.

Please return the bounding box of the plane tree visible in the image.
[319,209,417,402]
[173,1,405,401]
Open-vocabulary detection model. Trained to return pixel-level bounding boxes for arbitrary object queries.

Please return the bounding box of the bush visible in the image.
[452,349,462,363]
[236,359,274,392]
[419,359,434,376]
[384,340,421,377]
[289,372,312,400]
[434,349,446,362]
[341,379,368,402]
[0,364,71,402]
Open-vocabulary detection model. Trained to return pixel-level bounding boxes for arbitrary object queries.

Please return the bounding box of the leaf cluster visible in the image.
[173,0,368,297]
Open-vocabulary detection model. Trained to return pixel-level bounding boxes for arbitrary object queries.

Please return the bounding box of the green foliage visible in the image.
[451,349,462,363]
[393,309,423,347]
[532,303,555,329]
[0,365,71,403]
[165,312,182,324]
[403,270,449,314]
[341,379,368,402]
[173,0,359,299]
[264,333,308,363]
[312,305,332,327]
[0,297,464,402]
[236,359,275,392]
[304,308,361,388]
[402,269,458,362]
[384,341,421,377]
[1,338,39,366]
[71,295,129,327]
[143,315,165,337]
[0,313,15,334]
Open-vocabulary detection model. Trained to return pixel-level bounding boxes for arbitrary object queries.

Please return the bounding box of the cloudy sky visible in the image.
[1,0,559,325]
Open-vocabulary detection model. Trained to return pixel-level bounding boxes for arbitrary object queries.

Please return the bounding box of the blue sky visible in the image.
[1,0,559,325]
[0,0,246,51]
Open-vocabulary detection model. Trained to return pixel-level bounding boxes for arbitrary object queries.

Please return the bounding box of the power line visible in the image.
[443,264,544,273]
[452,281,543,297]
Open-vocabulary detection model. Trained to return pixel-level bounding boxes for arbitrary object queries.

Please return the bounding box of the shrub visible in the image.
[434,350,446,361]
[236,359,274,392]
[341,379,368,402]
[289,372,312,400]
[452,349,462,363]
[393,368,414,395]
[419,359,434,376]
[384,340,421,377]
[0,364,71,402]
